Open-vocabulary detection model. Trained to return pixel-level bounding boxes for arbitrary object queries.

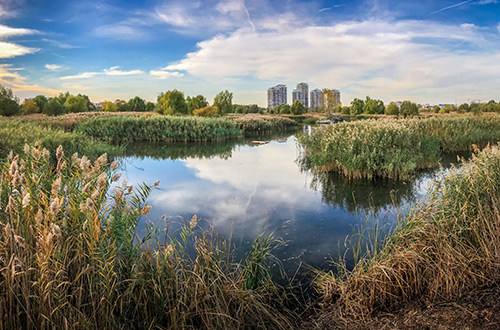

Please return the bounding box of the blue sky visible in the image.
[1,0,500,106]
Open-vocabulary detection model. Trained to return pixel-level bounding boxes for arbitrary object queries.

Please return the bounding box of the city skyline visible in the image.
[1,0,500,107]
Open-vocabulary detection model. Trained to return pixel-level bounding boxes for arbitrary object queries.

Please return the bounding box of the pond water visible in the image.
[117,133,463,276]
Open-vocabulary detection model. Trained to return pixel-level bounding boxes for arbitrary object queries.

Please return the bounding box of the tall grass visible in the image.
[76,115,242,142]
[299,115,500,179]
[0,119,121,159]
[316,144,500,322]
[0,144,292,329]
[228,114,299,135]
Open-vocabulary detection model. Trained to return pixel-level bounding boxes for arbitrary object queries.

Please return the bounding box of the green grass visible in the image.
[0,144,292,329]
[228,114,299,135]
[76,115,243,142]
[299,115,500,179]
[0,118,121,159]
[316,143,500,323]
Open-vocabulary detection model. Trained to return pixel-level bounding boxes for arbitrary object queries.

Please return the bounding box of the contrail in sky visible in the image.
[431,0,474,15]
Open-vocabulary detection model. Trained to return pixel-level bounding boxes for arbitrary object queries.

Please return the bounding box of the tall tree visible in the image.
[158,90,188,115]
[0,85,20,116]
[291,99,306,115]
[322,89,336,114]
[350,98,365,116]
[363,97,385,114]
[33,95,48,113]
[145,101,156,112]
[102,101,118,112]
[186,95,208,115]
[44,98,65,116]
[213,90,233,115]
[64,95,88,113]
[128,96,146,112]
[22,99,39,115]
[385,102,399,115]
[400,100,419,117]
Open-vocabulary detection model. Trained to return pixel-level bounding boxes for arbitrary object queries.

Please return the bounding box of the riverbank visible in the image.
[299,114,500,179]
[313,143,500,328]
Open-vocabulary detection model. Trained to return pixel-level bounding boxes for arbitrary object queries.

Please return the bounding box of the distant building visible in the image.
[267,84,287,108]
[310,89,323,109]
[292,82,309,107]
[322,89,341,109]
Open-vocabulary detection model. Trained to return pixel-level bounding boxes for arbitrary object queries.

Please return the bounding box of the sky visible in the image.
[1,0,500,106]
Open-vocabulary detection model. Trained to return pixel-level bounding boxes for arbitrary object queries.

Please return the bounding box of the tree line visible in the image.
[0,85,265,117]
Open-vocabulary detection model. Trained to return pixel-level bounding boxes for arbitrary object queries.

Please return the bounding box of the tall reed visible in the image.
[0,144,292,329]
[316,144,500,323]
[76,115,242,142]
[299,115,500,179]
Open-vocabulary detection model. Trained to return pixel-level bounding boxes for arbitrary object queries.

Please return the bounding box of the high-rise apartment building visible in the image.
[292,82,309,107]
[267,84,287,108]
[310,89,323,109]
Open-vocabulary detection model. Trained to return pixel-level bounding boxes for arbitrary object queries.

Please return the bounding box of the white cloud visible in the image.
[0,24,38,38]
[60,72,98,80]
[45,64,63,71]
[150,70,184,79]
[0,41,38,58]
[95,24,146,40]
[498,22,500,34]
[160,19,500,104]
[0,64,59,96]
[104,66,144,76]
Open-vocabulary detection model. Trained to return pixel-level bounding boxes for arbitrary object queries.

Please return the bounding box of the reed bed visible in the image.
[299,115,500,179]
[0,144,292,329]
[228,114,299,135]
[0,119,120,159]
[76,115,243,142]
[316,144,500,324]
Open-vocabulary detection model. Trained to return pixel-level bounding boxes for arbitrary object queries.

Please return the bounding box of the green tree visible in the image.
[55,92,70,106]
[0,86,20,116]
[341,106,350,115]
[291,99,306,115]
[322,89,336,114]
[33,95,48,113]
[22,99,39,115]
[333,105,342,113]
[158,90,188,115]
[279,104,291,114]
[44,98,65,116]
[433,105,441,113]
[213,90,233,115]
[458,103,470,114]
[400,100,419,118]
[79,94,95,111]
[363,97,385,114]
[102,101,118,112]
[193,105,219,117]
[145,101,155,112]
[64,95,88,113]
[127,96,146,112]
[350,98,365,116]
[386,102,399,115]
[186,95,208,115]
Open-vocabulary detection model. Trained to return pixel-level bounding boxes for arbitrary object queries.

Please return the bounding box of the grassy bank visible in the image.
[0,144,292,329]
[75,115,243,142]
[299,115,500,179]
[0,119,121,159]
[229,114,299,135]
[316,144,500,325]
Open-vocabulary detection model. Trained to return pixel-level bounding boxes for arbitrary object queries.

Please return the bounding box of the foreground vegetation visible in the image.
[0,119,120,159]
[316,144,500,327]
[0,145,292,329]
[299,115,500,179]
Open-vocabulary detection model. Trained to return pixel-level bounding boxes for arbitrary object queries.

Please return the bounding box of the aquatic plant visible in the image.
[299,115,500,179]
[0,144,292,329]
[316,144,500,324]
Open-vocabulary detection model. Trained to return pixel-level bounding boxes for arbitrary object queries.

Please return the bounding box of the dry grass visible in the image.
[315,144,500,326]
[0,144,293,329]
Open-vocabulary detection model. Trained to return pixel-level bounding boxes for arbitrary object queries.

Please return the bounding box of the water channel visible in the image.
[117,133,464,276]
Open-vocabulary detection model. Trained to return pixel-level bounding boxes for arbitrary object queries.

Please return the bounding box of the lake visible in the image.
[117,133,462,276]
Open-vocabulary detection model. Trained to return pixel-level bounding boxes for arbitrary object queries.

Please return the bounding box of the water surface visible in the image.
[118,135,460,274]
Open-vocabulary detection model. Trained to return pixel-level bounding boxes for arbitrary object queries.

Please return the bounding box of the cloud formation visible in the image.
[0,24,39,58]
[61,66,144,80]
[0,64,59,95]
[150,70,184,79]
[161,19,500,103]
